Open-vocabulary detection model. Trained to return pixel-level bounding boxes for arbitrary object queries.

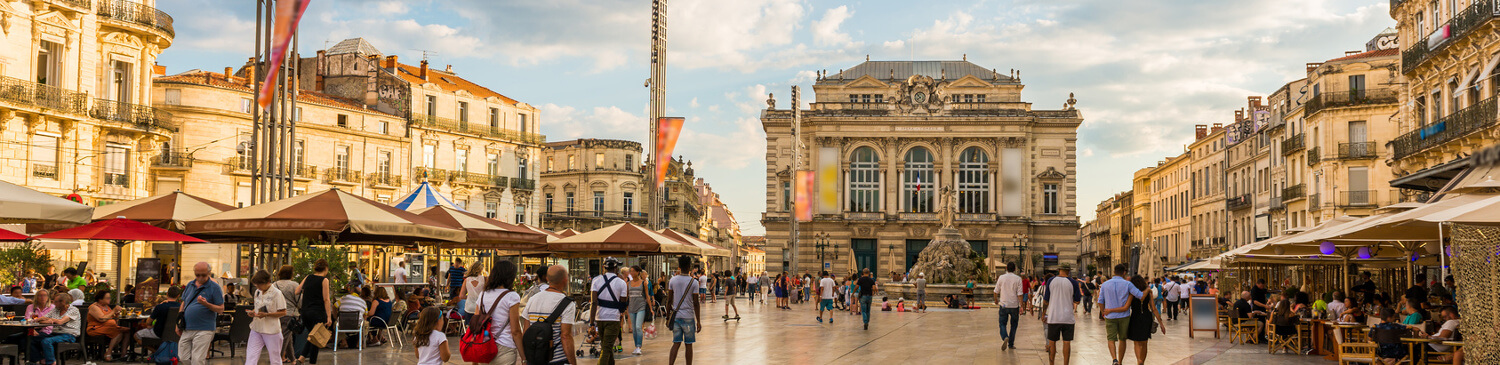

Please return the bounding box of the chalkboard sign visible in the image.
[1187,294,1219,339]
[136,258,161,286]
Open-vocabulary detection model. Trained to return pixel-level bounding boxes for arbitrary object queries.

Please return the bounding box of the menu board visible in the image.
[1188,294,1220,338]
[136,258,161,303]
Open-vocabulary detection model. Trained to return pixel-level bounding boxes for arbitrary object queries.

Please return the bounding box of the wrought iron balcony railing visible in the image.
[490,176,510,189]
[1394,97,1498,160]
[1282,184,1305,202]
[1338,142,1377,159]
[1401,0,1498,73]
[97,0,174,37]
[91,98,159,131]
[224,156,251,174]
[0,76,89,115]
[367,172,402,187]
[1281,133,1305,155]
[151,150,193,168]
[1227,194,1252,210]
[32,164,57,179]
[289,164,318,179]
[411,114,547,145]
[1338,190,1376,207]
[1307,147,1321,165]
[510,177,536,190]
[1310,194,1322,209]
[412,167,450,182]
[325,167,362,183]
[541,210,648,222]
[1303,89,1398,116]
[103,172,129,187]
[50,0,91,11]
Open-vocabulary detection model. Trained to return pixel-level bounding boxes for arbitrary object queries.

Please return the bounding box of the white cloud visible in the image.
[690,97,700,108]
[538,104,646,141]
[811,6,854,46]
[371,1,409,14]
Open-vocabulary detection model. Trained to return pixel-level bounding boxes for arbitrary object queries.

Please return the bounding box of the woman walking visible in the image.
[294,259,332,365]
[455,261,485,323]
[1110,275,1166,365]
[246,270,288,365]
[273,265,301,363]
[625,266,654,355]
[471,259,523,364]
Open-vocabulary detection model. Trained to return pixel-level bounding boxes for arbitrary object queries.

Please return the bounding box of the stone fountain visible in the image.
[909,187,989,284]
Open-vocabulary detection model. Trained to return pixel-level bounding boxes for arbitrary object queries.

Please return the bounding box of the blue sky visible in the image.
[155,0,1397,235]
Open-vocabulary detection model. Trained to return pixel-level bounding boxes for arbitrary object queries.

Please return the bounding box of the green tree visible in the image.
[288,238,354,292]
[0,241,52,287]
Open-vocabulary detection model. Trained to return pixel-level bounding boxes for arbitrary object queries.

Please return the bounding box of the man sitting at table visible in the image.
[135,286,180,347]
[1233,291,1265,343]
[0,286,31,305]
[1422,306,1461,362]
[336,285,369,348]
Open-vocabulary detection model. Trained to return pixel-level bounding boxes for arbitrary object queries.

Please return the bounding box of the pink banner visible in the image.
[256,0,313,110]
[795,170,814,221]
[655,117,685,188]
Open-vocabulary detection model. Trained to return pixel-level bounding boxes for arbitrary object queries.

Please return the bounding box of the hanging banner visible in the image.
[795,170,815,221]
[256,0,313,110]
[655,117,685,188]
[816,147,839,214]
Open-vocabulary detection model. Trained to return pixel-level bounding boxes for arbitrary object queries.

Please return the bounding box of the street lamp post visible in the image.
[1012,233,1030,272]
[814,232,832,273]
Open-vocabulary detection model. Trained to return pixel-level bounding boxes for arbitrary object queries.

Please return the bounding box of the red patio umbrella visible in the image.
[36,218,207,286]
[0,229,30,241]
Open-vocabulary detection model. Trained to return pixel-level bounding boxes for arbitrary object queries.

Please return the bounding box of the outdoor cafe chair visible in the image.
[331,309,365,351]
[138,311,179,356]
[369,315,402,347]
[1229,317,1261,345]
[211,309,252,358]
[0,344,17,365]
[1266,323,1299,354]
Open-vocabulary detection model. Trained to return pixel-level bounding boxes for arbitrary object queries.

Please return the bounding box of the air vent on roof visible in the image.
[440,77,455,84]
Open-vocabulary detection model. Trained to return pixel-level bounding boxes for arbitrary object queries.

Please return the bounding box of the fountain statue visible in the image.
[909,186,991,284]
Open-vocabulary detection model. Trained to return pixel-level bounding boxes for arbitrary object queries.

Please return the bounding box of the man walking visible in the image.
[1098,264,1143,365]
[590,258,628,364]
[993,262,1023,349]
[1042,267,1081,365]
[817,271,836,323]
[447,258,467,298]
[179,262,225,365]
[667,256,702,365]
[746,272,760,303]
[525,265,578,365]
[1162,276,1180,321]
[913,273,928,313]
[855,268,877,330]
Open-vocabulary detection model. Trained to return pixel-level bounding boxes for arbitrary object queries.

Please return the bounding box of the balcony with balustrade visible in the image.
[411,114,548,145]
[1393,97,1498,161]
[368,172,402,189]
[1337,190,1377,208]
[1282,184,1305,202]
[325,167,362,185]
[0,76,89,116]
[1400,0,1498,74]
[1281,134,1305,155]
[510,177,536,190]
[224,156,251,176]
[1227,194,1252,210]
[97,0,175,38]
[91,98,162,132]
[1307,147,1321,165]
[1304,89,1398,116]
[103,172,129,188]
[1337,142,1377,159]
[412,167,450,183]
[151,150,193,170]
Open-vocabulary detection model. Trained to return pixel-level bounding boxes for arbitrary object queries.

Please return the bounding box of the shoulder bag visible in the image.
[460,290,510,363]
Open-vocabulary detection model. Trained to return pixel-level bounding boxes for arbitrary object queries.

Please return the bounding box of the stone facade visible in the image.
[0,0,173,276]
[538,138,646,232]
[1133,153,1189,274]
[296,38,543,224]
[1188,124,1227,260]
[760,60,1082,277]
[1388,0,1500,193]
[1300,50,1403,224]
[1265,78,1308,239]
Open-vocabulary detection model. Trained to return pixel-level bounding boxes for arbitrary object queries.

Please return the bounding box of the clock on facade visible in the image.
[914,92,927,104]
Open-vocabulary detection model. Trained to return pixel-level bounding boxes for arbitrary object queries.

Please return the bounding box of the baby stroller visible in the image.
[575,322,603,358]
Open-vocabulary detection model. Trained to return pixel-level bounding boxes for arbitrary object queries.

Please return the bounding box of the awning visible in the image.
[1474,52,1500,92]
[0,180,93,224]
[1390,156,1470,192]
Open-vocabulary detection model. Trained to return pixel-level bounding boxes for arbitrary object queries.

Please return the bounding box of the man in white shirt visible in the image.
[992,262,1024,350]
[1042,267,1081,365]
[817,271,837,324]
[746,274,760,302]
[1177,278,1195,305]
[1162,277,1180,321]
[1327,291,1348,320]
[590,258,629,364]
[392,261,408,284]
[667,256,702,365]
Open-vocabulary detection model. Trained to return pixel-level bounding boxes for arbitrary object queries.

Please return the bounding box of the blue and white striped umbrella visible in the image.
[392,182,464,211]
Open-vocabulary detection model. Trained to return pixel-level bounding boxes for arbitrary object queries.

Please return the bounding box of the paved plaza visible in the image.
[89,295,1332,365]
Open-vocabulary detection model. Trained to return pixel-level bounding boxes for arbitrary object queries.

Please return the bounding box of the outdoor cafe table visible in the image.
[0,320,53,360]
[116,315,149,362]
[1326,322,1367,361]
[1403,337,1442,365]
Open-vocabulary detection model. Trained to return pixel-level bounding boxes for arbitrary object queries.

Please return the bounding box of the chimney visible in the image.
[246,57,258,83]
[1345,50,1361,56]
[419,60,429,80]
[1212,123,1223,132]
[1195,124,1208,140]
[1234,110,1244,122]
[153,64,166,76]
[384,55,398,69]
[1248,96,1262,109]
[445,64,453,73]
[1306,62,1322,73]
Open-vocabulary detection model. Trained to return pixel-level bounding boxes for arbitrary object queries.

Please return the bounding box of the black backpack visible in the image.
[522,297,572,365]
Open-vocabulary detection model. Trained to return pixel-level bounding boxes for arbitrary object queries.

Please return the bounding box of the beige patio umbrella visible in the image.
[556,228,582,238]
[409,206,547,250]
[658,229,731,257]
[185,188,466,244]
[549,223,700,256]
[518,224,565,243]
[0,179,92,224]
[28,191,236,233]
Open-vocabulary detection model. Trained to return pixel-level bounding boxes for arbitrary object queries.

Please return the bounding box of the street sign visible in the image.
[823,262,830,269]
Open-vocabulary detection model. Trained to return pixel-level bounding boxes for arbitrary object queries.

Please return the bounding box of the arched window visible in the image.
[903,147,934,212]
[957,147,989,213]
[848,147,880,212]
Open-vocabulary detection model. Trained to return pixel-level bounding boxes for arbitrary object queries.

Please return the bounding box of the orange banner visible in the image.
[257,0,312,110]
[655,117,685,188]
[795,170,814,221]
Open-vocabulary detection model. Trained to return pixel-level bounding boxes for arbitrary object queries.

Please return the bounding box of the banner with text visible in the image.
[795,170,815,221]
[816,147,839,214]
[257,0,313,110]
[655,117,685,188]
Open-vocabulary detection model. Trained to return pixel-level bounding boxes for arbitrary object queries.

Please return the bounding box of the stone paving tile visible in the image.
[85,296,1331,364]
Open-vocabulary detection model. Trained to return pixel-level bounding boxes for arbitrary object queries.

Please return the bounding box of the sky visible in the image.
[154,0,1398,235]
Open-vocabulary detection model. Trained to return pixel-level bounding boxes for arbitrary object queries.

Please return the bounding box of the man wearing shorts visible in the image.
[1042,267,1081,365]
[1097,264,1143,365]
[913,273,927,313]
[668,256,701,365]
[817,271,836,323]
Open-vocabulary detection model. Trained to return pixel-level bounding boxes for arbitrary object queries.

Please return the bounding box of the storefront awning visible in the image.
[1390,156,1470,192]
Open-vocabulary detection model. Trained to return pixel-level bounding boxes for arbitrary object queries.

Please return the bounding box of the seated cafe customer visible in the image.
[87,290,130,361]
[0,286,30,305]
[135,286,181,349]
[31,291,80,365]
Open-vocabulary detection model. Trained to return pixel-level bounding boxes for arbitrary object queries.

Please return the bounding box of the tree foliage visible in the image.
[0,241,52,286]
[288,238,354,293]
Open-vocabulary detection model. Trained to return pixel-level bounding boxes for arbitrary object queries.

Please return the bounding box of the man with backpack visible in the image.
[522,265,577,365]
[666,256,701,365]
[590,258,628,364]
[1041,266,1082,365]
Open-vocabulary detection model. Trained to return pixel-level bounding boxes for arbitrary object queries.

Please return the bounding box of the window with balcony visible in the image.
[31,134,58,180]
[566,192,575,212]
[489,107,499,129]
[902,147,934,213]
[458,101,469,123]
[487,153,499,176]
[518,157,528,178]
[623,192,634,213]
[545,193,554,212]
[378,151,392,178]
[456,148,468,174]
[1043,183,1059,214]
[104,145,129,187]
[964,95,973,103]
[426,95,437,116]
[874,94,884,103]
[850,95,859,103]
[519,114,528,133]
[335,145,350,176]
[423,144,435,169]
[848,146,880,212]
[862,94,871,103]
[977,94,986,102]
[110,60,132,103]
[485,202,498,219]
[36,41,61,87]
[957,147,990,213]
[294,140,305,169]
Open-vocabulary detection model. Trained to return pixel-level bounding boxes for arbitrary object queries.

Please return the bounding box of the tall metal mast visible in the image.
[648,0,667,230]
[789,86,801,274]
[251,0,297,205]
